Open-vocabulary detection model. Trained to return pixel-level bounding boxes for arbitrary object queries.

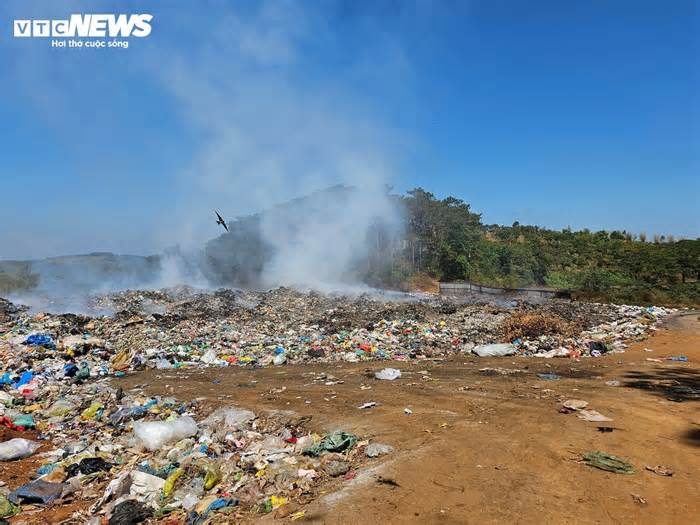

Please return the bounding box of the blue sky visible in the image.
[1,0,697,259]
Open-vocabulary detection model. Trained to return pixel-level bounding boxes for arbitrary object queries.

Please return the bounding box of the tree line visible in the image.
[365,188,699,306]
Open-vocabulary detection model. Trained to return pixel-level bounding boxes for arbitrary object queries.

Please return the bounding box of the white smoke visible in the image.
[0,0,410,301]
[150,1,407,289]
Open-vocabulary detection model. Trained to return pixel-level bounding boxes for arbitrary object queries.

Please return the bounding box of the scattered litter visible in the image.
[0,438,41,461]
[358,401,378,409]
[562,399,588,411]
[375,368,402,380]
[538,373,560,380]
[582,451,634,474]
[324,460,351,477]
[8,479,67,505]
[66,457,112,476]
[0,495,20,519]
[304,430,358,456]
[631,493,647,506]
[578,410,613,422]
[0,287,675,521]
[109,499,153,525]
[404,407,413,415]
[605,380,621,386]
[365,443,394,457]
[377,476,400,487]
[472,343,516,357]
[645,465,674,477]
[133,416,198,451]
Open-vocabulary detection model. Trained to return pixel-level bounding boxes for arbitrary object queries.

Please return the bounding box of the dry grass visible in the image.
[501,311,575,340]
[407,273,440,293]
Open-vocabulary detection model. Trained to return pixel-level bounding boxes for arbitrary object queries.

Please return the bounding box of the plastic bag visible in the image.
[375,368,401,380]
[23,334,55,349]
[129,470,166,499]
[202,407,254,430]
[133,416,198,451]
[109,499,153,525]
[0,494,20,518]
[12,371,33,389]
[303,431,357,456]
[582,451,634,474]
[81,402,104,420]
[472,343,516,357]
[365,443,394,457]
[200,349,219,364]
[47,399,76,417]
[202,463,222,490]
[0,438,41,461]
[163,467,184,497]
[8,479,66,505]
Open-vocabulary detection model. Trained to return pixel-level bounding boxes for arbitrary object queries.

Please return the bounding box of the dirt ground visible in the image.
[107,312,700,524]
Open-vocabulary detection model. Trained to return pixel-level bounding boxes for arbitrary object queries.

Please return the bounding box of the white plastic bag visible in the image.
[133,416,198,451]
[365,443,394,457]
[129,470,165,501]
[203,407,255,430]
[472,343,516,357]
[375,368,402,380]
[0,438,41,461]
[200,349,219,364]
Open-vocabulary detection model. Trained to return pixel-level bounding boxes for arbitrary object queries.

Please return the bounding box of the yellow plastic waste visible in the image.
[203,464,222,490]
[81,402,103,420]
[111,350,130,370]
[270,495,287,509]
[163,467,184,497]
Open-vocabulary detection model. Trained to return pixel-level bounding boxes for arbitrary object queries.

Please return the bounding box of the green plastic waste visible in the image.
[303,431,357,457]
[12,414,36,428]
[0,494,20,518]
[582,451,634,474]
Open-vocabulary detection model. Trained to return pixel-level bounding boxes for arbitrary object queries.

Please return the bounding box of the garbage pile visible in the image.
[0,372,372,522]
[511,305,674,358]
[0,288,674,378]
[0,287,675,519]
[0,288,511,377]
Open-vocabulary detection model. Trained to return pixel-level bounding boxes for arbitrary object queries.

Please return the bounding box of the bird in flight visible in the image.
[214,210,229,232]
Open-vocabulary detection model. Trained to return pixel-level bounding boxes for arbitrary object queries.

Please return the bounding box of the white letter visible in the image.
[69,14,91,37]
[33,20,50,37]
[109,14,135,37]
[13,20,31,37]
[52,20,69,37]
[89,14,109,37]
[131,14,153,37]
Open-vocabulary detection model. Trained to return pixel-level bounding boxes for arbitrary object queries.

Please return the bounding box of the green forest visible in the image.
[372,188,700,306]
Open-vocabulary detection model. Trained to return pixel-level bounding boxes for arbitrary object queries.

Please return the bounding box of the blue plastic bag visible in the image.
[13,371,33,389]
[23,334,55,350]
